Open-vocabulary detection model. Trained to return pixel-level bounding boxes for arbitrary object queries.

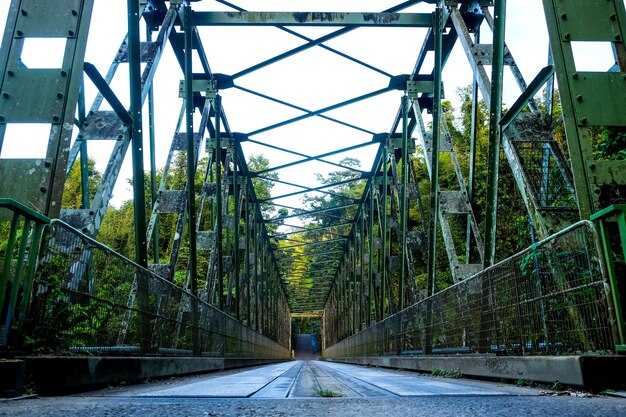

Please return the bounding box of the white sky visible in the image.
[0,0,622,217]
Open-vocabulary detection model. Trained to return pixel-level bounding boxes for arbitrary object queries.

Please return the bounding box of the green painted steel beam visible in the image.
[483,0,506,268]
[276,237,347,250]
[192,11,432,27]
[264,203,358,223]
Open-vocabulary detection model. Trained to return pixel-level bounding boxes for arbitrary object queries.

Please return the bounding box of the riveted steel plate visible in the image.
[171,133,191,151]
[196,231,216,250]
[571,73,626,126]
[60,208,92,231]
[407,230,427,250]
[149,264,171,279]
[16,0,81,37]
[80,111,126,140]
[115,41,160,63]
[155,190,186,213]
[456,263,482,280]
[0,158,51,220]
[0,69,68,123]
[203,182,217,197]
[555,0,623,41]
[440,190,470,214]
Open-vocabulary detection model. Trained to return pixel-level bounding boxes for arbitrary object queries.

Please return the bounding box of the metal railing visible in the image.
[17,220,290,358]
[323,221,618,358]
[0,199,50,349]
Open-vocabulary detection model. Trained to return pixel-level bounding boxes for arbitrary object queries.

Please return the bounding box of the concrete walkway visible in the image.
[2,361,625,416]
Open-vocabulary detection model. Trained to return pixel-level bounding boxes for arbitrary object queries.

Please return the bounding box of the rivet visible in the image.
[60,70,67,77]
[572,73,579,80]
[2,92,9,99]
[44,161,51,168]
[560,13,567,19]
[20,9,28,16]
[72,10,78,16]
[56,92,63,99]
[576,95,583,102]
[68,30,75,37]
[615,34,622,41]
[40,187,47,193]
[564,32,571,40]
[7,70,14,77]
[16,30,23,37]
[610,14,617,21]
[0,115,5,122]
[52,115,60,122]
[580,117,588,125]
[118,134,124,139]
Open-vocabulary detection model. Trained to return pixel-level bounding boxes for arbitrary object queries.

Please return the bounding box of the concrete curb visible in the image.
[20,356,290,394]
[325,355,626,391]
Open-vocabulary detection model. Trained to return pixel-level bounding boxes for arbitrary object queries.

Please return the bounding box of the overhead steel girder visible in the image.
[264,203,359,223]
[192,12,433,27]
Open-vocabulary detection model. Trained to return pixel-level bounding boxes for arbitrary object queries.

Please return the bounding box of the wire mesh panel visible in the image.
[23,221,290,358]
[323,221,616,358]
[513,140,576,209]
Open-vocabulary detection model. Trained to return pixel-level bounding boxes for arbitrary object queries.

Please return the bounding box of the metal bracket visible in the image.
[179,79,217,98]
[407,80,434,100]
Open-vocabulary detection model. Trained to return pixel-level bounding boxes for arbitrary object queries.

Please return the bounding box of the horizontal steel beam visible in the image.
[192,12,432,27]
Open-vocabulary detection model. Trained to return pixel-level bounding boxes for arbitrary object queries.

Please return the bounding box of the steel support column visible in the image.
[483,0,506,268]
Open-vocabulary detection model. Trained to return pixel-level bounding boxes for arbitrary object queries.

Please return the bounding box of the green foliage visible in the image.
[315,388,344,397]
[431,367,462,378]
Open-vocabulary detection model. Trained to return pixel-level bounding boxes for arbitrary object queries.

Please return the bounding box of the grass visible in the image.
[431,367,462,379]
[315,388,344,397]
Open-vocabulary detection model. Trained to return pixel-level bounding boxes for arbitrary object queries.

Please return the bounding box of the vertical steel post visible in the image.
[483,0,506,268]
[215,95,224,311]
[233,151,240,320]
[147,25,159,263]
[78,78,89,209]
[381,151,388,318]
[428,7,443,296]
[128,0,150,352]
[368,183,374,326]
[245,198,251,324]
[466,31,480,263]
[184,4,200,355]
[360,212,365,330]
[400,94,409,310]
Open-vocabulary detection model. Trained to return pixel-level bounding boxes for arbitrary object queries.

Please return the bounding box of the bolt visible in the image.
[60,70,67,77]
[44,161,51,168]
[56,92,63,99]
[576,95,583,102]
[580,117,588,125]
[589,163,596,170]
[572,72,579,80]
[118,134,124,140]
[20,9,27,16]
[0,115,5,122]
[71,10,78,16]
[40,187,47,193]
[16,30,23,37]
[615,34,622,41]
[83,122,89,126]
[68,30,75,37]
[7,70,14,77]
[560,13,567,19]
[2,92,9,99]
[89,210,95,216]
[610,14,617,21]
[564,32,571,40]
[52,115,59,122]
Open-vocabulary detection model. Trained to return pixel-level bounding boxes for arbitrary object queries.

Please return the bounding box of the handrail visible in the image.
[0,198,51,225]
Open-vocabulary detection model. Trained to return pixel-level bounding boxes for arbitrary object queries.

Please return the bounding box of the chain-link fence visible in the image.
[22,220,290,358]
[323,221,617,358]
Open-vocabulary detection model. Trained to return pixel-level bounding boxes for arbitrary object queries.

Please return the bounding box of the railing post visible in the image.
[591,205,626,353]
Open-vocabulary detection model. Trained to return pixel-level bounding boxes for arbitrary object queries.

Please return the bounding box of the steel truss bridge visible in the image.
[0,0,625,392]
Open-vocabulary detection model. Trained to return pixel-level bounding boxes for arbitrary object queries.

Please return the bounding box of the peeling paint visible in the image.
[362,13,400,24]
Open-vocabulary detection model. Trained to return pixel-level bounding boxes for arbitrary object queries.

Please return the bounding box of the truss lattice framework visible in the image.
[0,1,625,346]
